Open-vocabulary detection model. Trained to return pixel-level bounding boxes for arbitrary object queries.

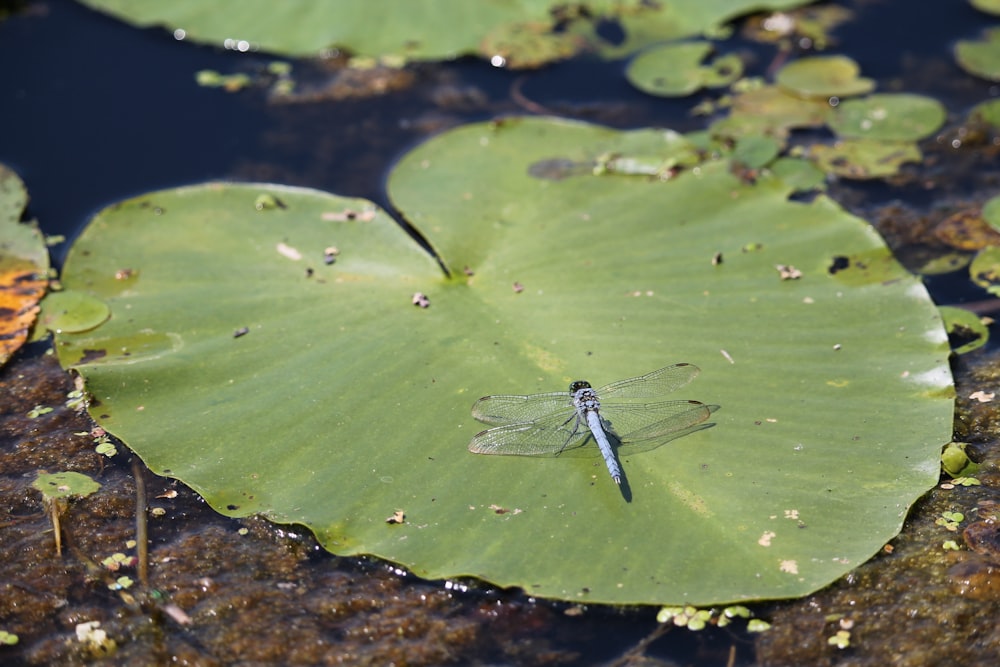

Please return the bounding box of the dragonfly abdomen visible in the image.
[584,408,622,485]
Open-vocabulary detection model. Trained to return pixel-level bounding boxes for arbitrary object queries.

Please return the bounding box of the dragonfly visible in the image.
[468,363,717,485]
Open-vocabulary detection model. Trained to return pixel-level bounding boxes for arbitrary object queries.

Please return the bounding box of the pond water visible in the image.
[2,0,999,665]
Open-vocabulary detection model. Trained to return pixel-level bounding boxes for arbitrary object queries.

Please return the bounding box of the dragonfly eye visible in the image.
[569,380,592,392]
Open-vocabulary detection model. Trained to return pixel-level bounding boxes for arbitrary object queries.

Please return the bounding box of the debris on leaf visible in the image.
[276,242,302,261]
[775,264,803,280]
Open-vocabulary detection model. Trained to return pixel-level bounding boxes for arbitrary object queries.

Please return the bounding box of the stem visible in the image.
[132,457,149,588]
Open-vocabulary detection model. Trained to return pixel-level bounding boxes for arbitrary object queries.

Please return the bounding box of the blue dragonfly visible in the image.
[468,363,717,485]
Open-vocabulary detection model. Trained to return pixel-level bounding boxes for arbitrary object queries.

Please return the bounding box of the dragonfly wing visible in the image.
[599,400,715,443]
[597,363,701,400]
[471,391,573,425]
[468,409,589,456]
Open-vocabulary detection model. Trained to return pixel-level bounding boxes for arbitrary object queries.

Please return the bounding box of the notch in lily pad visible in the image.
[32,471,101,556]
[939,306,989,355]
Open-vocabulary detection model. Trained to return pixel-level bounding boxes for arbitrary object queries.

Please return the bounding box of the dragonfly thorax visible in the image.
[571,384,601,412]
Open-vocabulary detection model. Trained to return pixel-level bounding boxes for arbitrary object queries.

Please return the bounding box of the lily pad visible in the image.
[732,135,781,169]
[37,290,111,334]
[934,208,1000,251]
[769,157,827,192]
[829,94,946,141]
[808,139,922,179]
[711,84,833,142]
[939,306,989,355]
[955,26,1000,81]
[626,41,743,97]
[983,194,1000,232]
[775,55,875,99]
[55,117,952,606]
[972,0,1000,16]
[76,0,815,67]
[32,471,101,500]
[970,98,1000,127]
[969,245,1000,295]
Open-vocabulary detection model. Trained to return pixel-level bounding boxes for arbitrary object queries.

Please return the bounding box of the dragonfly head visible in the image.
[569,380,592,392]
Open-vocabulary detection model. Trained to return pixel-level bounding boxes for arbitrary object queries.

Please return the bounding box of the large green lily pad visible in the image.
[55,117,952,606]
[76,0,813,66]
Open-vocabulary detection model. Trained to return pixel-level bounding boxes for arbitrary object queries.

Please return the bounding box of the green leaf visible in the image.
[626,41,743,97]
[983,194,1000,232]
[829,94,946,141]
[940,442,980,478]
[711,84,833,142]
[970,98,1000,127]
[808,139,921,179]
[32,472,101,500]
[732,135,781,169]
[938,306,989,355]
[37,290,111,334]
[76,0,816,66]
[972,0,1000,16]
[55,118,952,606]
[769,157,827,192]
[775,55,875,99]
[955,27,1000,81]
[969,245,1000,295]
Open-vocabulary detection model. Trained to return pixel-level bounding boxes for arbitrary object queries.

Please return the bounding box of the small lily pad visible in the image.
[626,41,743,97]
[32,471,101,500]
[934,208,1000,251]
[983,194,1000,232]
[775,55,875,99]
[969,245,1000,295]
[732,135,781,169]
[941,441,981,478]
[829,94,946,141]
[970,98,1000,127]
[808,139,921,179]
[939,306,989,355]
[481,21,584,69]
[914,252,971,276]
[971,0,1000,15]
[38,290,111,334]
[769,157,827,191]
[955,27,1000,81]
[711,84,832,142]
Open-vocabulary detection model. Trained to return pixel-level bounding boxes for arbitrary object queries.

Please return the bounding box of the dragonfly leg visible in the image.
[555,413,586,456]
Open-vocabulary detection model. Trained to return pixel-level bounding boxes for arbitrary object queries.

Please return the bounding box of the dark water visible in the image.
[1,0,998,665]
